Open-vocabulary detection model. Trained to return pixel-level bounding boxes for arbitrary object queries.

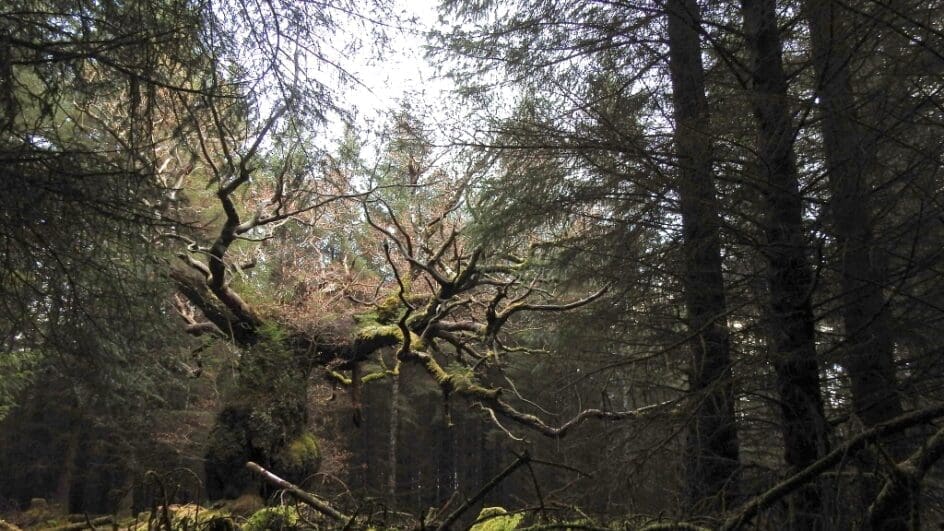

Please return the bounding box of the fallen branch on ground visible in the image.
[246,461,350,522]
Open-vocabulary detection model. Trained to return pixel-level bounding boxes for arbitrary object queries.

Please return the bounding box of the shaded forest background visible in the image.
[2,0,944,529]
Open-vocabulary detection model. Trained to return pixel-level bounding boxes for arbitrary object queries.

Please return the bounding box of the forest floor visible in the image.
[0,496,314,530]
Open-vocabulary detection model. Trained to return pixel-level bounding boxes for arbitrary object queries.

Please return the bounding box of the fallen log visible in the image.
[245,461,349,522]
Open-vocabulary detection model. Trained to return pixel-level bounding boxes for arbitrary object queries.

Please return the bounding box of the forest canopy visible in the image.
[2,0,944,530]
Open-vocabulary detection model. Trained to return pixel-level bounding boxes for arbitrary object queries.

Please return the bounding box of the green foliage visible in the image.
[243,506,300,531]
[0,350,38,422]
[205,334,314,499]
[470,507,524,531]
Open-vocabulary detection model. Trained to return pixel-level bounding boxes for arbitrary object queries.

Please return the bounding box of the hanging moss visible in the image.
[470,507,524,531]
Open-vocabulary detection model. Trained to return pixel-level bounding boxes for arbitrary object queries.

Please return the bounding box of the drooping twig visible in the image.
[246,461,350,522]
[436,451,531,531]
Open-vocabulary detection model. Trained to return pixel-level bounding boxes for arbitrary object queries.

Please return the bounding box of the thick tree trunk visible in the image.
[803,0,902,430]
[665,0,741,513]
[804,2,906,526]
[741,0,830,528]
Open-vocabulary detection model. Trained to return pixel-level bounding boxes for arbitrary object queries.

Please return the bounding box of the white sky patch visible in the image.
[334,0,453,138]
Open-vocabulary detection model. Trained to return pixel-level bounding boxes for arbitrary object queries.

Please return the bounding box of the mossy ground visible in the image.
[470,507,524,531]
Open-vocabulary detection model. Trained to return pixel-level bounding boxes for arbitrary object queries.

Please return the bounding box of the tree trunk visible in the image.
[803,0,903,430]
[54,424,81,509]
[437,420,456,503]
[388,372,400,505]
[665,0,741,513]
[804,2,906,526]
[741,0,830,527]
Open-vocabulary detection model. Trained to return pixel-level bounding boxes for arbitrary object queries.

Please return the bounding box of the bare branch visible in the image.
[246,461,349,522]
[721,403,944,530]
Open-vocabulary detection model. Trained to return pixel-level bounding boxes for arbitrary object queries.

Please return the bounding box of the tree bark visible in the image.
[804,1,906,525]
[740,0,830,527]
[665,0,741,513]
[803,0,903,430]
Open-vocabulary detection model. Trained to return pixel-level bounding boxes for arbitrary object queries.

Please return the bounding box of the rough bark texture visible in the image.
[666,0,741,513]
[741,0,830,527]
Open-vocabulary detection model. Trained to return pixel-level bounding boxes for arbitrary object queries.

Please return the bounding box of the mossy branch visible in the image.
[400,346,672,439]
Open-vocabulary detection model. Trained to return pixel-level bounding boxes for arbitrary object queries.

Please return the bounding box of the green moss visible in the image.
[356,324,400,340]
[375,293,403,323]
[470,507,523,531]
[355,324,425,351]
[127,505,235,531]
[328,370,353,386]
[423,356,452,386]
[353,310,380,326]
[361,371,387,383]
[257,321,289,343]
[243,506,300,531]
[274,432,320,473]
[174,505,235,531]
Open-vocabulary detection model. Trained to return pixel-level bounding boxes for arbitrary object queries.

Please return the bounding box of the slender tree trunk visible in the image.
[741,0,830,528]
[803,0,903,430]
[388,372,400,505]
[665,0,741,513]
[437,421,456,503]
[358,376,371,494]
[54,425,82,509]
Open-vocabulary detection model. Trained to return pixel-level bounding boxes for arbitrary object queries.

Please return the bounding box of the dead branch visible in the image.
[721,403,944,530]
[436,451,531,531]
[246,461,350,522]
[868,422,944,529]
[401,347,674,438]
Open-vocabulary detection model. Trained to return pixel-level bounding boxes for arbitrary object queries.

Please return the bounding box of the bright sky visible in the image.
[339,1,453,135]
